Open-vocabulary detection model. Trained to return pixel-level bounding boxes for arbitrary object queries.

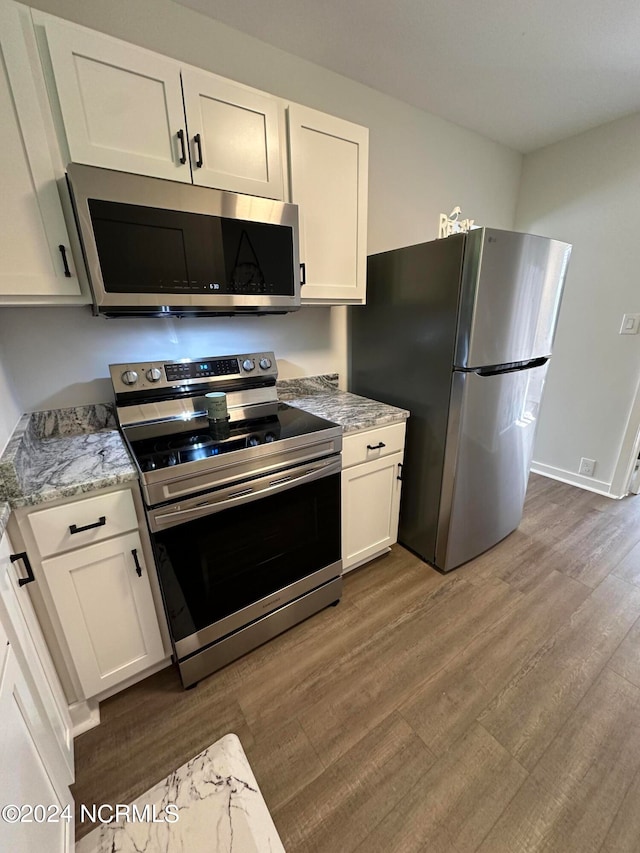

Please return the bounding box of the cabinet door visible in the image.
[42,531,165,698]
[288,104,368,304]
[342,450,403,572]
[0,2,79,299]
[182,67,283,198]
[39,14,190,182]
[0,532,73,784]
[0,648,73,853]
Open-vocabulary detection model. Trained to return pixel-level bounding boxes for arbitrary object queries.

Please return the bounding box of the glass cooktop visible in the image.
[124,402,338,473]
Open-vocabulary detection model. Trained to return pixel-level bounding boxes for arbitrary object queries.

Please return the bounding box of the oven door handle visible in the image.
[150,456,341,530]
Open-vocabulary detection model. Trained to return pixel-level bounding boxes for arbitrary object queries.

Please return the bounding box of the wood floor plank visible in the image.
[353,723,527,853]
[608,615,640,688]
[479,574,640,770]
[546,511,640,588]
[400,570,589,756]
[612,538,640,588]
[272,712,436,853]
[242,718,325,812]
[295,576,520,764]
[600,765,640,853]
[477,668,640,853]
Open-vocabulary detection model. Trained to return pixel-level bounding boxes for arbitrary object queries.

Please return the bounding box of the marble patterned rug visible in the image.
[76,733,285,852]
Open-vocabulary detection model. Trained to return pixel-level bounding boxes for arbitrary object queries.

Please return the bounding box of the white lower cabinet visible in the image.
[341,423,406,572]
[42,530,165,698]
[0,648,73,853]
[0,528,74,853]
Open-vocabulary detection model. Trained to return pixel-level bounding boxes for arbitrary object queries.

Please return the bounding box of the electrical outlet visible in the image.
[620,313,640,335]
[579,457,596,477]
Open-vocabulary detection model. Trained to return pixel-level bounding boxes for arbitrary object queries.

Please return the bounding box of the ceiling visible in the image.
[173,0,640,153]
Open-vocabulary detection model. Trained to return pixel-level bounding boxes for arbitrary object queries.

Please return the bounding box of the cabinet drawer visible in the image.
[342,422,406,469]
[28,490,137,557]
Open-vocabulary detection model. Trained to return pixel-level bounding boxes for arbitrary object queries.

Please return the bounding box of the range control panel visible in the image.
[109,351,277,394]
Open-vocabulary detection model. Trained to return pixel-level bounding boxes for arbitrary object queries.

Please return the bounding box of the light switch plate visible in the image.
[620,313,640,335]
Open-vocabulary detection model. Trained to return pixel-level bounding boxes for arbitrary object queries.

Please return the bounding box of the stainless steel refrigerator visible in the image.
[349,227,572,572]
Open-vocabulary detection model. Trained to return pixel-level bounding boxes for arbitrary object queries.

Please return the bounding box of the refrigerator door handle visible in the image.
[475,356,548,377]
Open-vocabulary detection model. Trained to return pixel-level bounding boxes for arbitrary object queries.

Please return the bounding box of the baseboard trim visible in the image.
[530,462,624,499]
[69,699,100,738]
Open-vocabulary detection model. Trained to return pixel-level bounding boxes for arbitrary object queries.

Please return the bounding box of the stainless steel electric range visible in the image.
[110,351,343,687]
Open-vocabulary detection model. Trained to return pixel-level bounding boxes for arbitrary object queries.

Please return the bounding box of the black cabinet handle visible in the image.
[10,552,35,587]
[58,244,72,278]
[177,129,187,164]
[194,133,203,168]
[69,516,106,535]
[397,462,403,481]
[300,262,306,286]
[132,548,143,578]
[367,442,386,451]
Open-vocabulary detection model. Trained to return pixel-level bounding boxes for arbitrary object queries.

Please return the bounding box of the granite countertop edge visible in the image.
[0,502,10,541]
[279,376,409,434]
[0,376,409,509]
[0,404,136,510]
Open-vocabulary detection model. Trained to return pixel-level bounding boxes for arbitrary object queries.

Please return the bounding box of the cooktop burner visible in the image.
[127,403,333,473]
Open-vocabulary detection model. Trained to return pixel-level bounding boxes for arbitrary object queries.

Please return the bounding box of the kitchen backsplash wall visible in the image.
[1,0,522,414]
[0,305,345,411]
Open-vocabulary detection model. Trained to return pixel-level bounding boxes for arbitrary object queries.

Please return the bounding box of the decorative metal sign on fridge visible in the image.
[438,206,475,238]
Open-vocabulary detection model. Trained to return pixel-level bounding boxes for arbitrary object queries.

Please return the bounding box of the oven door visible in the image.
[147,456,342,660]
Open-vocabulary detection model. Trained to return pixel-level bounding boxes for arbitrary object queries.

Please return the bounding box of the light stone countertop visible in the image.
[0,405,136,509]
[279,375,409,433]
[0,378,409,510]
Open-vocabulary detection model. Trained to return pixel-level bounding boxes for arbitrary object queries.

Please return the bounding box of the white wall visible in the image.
[0,0,522,412]
[0,343,21,453]
[516,111,640,495]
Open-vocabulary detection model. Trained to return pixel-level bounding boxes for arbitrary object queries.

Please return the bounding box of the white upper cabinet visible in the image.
[35,13,284,198]
[182,67,283,198]
[288,104,369,304]
[36,14,190,183]
[0,1,80,299]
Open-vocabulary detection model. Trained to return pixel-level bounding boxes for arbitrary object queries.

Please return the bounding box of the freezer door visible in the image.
[455,228,571,369]
[436,362,547,572]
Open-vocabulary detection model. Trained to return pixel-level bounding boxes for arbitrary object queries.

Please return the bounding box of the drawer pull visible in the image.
[10,552,35,587]
[397,462,403,481]
[131,548,143,578]
[367,442,386,451]
[69,516,106,535]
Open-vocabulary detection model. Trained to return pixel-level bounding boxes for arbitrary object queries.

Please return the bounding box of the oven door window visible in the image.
[152,473,340,645]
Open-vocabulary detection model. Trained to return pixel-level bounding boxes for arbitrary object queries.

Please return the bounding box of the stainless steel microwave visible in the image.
[66,163,301,317]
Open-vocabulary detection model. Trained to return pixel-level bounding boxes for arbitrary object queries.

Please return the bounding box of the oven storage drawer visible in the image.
[28,489,137,557]
[342,422,405,469]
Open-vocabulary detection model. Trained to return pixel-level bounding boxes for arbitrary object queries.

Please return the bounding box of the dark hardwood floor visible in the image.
[72,475,640,851]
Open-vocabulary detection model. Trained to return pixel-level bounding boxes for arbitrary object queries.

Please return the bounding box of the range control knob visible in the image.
[259,357,272,370]
[121,370,139,386]
[242,359,255,372]
[146,367,162,383]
